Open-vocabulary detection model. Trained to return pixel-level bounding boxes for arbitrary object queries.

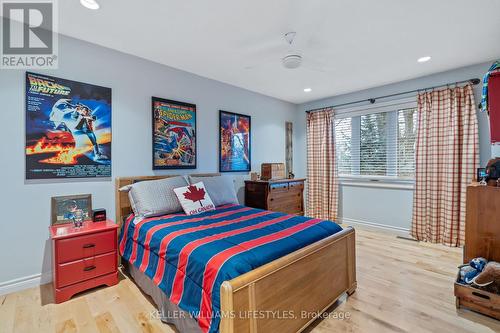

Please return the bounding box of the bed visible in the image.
[115,175,356,333]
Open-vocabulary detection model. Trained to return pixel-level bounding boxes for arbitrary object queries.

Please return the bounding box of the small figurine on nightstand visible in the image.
[72,209,84,228]
[62,200,84,228]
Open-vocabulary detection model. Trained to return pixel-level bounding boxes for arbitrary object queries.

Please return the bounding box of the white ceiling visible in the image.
[56,0,500,104]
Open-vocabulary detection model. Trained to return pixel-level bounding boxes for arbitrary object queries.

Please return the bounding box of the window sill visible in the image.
[339,177,415,190]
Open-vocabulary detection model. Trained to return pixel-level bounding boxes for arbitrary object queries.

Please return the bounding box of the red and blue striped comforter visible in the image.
[119,204,342,333]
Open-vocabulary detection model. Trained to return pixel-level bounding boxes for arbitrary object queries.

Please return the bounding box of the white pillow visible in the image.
[174,182,216,216]
[188,175,239,207]
[119,176,188,222]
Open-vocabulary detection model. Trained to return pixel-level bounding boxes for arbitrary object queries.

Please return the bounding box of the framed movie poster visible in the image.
[25,72,112,179]
[152,97,196,169]
[219,110,251,172]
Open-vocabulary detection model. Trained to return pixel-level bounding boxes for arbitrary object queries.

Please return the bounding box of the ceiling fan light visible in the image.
[417,56,431,63]
[282,55,302,69]
[80,0,100,10]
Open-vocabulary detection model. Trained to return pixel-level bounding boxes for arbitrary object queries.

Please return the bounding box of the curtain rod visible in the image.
[305,78,480,113]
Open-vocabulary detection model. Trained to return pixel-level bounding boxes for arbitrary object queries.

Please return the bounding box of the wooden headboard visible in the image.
[115,173,220,229]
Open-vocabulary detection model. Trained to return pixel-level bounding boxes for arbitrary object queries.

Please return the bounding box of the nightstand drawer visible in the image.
[56,251,117,288]
[56,230,116,263]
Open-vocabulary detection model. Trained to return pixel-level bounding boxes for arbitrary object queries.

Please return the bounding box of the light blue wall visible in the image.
[295,61,497,232]
[0,32,297,286]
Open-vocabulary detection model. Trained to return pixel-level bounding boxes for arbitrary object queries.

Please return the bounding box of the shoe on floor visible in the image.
[470,257,488,271]
[472,261,500,287]
[458,264,479,284]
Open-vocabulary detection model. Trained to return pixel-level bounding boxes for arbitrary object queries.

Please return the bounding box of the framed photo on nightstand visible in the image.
[51,194,92,225]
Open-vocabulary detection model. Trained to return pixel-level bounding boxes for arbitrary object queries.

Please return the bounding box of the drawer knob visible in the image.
[83,243,95,249]
[83,265,96,272]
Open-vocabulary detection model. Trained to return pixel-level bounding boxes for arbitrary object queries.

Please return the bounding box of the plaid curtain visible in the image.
[411,85,479,247]
[306,108,338,221]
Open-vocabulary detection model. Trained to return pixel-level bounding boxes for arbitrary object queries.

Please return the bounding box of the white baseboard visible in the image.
[339,217,411,237]
[0,272,52,296]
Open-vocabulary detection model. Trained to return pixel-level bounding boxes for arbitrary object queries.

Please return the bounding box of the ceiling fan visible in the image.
[244,31,334,73]
[281,32,303,69]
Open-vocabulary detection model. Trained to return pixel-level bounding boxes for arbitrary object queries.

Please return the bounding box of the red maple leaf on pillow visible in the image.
[183,185,206,207]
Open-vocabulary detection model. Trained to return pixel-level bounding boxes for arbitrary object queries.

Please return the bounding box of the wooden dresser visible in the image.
[244,178,305,215]
[50,220,119,303]
[454,183,500,319]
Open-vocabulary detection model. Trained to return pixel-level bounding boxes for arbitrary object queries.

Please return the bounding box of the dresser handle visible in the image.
[83,244,95,248]
[83,265,96,271]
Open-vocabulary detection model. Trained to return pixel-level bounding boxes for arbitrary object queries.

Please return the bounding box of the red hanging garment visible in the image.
[490,72,500,143]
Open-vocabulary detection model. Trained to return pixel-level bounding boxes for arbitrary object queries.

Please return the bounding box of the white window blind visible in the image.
[334,105,417,179]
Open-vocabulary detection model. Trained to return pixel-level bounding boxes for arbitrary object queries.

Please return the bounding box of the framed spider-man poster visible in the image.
[152,97,196,169]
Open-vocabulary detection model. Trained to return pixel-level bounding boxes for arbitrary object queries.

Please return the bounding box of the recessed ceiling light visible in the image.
[304,88,312,92]
[417,56,431,63]
[80,0,100,10]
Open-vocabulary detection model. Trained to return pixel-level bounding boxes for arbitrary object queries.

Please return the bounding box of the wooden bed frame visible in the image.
[115,175,356,333]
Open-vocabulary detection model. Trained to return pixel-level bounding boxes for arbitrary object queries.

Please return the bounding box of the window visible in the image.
[335,103,417,179]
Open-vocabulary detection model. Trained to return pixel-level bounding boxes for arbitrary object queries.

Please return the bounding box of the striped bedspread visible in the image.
[119,204,342,333]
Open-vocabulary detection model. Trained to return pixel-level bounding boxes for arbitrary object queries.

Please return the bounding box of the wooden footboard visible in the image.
[220,226,356,333]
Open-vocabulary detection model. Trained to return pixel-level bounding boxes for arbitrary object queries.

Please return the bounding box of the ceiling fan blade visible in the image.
[302,57,337,73]
[285,0,330,51]
[243,54,282,70]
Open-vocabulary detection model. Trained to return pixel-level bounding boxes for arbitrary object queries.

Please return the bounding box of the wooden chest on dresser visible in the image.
[49,220,119,303]
[244,178,305,215]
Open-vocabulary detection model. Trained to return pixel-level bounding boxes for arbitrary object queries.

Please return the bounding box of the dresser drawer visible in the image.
[269,182,288,192]
[288,181,304,191]
[56,230,116,263]
[268,199,302,213]
[56,251,117,288]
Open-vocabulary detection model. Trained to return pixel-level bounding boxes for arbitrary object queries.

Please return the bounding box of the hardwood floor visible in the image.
[1,226,499,333]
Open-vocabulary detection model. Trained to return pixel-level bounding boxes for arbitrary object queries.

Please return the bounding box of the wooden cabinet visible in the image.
[50,220,119,303]
[244,178,305,215]
[463,184,500,263]
[455,183,500,319]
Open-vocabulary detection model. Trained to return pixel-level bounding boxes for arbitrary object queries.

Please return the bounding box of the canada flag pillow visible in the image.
[173,182,216,216]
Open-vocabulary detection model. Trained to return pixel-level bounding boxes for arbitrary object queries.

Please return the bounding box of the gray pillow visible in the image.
[188,175,239,207]
[119,176,188,222]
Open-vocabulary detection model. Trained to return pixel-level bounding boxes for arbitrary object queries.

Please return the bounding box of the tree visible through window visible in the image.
[397,108,417,177]
[334,106,417,179]
[335,118,352,175]
[360,112,387,176]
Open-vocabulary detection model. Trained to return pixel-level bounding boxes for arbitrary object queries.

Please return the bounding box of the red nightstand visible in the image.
[49,220,119,303]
